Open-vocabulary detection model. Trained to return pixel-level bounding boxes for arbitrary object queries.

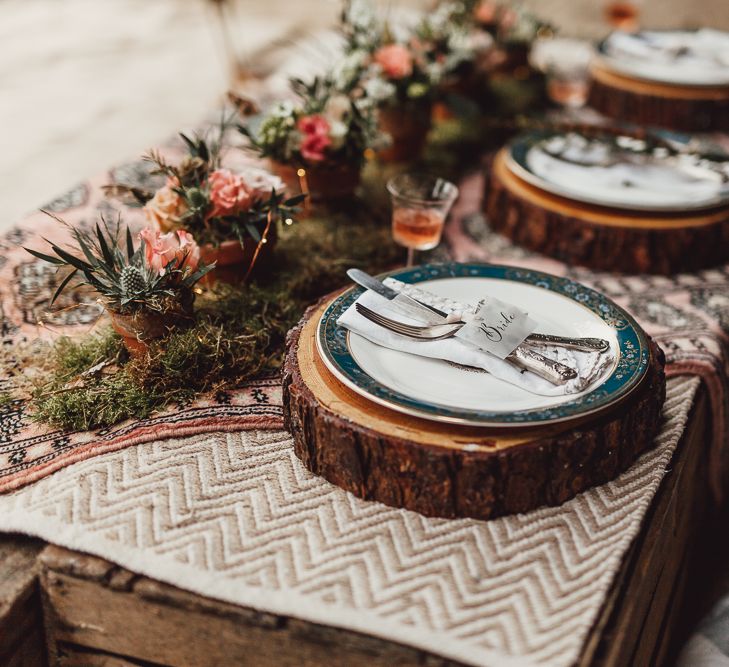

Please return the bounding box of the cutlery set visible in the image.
[347,269,610,386]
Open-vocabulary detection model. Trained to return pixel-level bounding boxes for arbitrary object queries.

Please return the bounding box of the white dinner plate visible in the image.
[507,130,729,212]
[596,29,729,87]
[317,263,650,427]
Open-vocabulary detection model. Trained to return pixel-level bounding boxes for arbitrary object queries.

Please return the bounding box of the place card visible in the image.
[455,296,537,359]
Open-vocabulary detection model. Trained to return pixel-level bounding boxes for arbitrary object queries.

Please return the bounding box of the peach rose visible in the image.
[208,168,253,219]
[373,44,413,79]
[297,115,332,163]
[139,228,200,277]
[474,0,497,24]
[143,182,187,232]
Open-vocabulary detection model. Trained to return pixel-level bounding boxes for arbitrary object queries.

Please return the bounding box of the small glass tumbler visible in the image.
[387,173,459,267]
[530,37,593,110]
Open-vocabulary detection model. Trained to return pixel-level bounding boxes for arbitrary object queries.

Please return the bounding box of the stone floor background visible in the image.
[2,0,729,232]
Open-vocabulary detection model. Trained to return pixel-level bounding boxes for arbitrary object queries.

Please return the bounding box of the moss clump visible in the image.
[24,200,402,430]
[32,368,162,431]
[51,328,125,377]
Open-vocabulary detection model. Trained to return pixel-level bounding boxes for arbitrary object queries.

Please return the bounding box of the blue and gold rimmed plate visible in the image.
[506,129,729,213]
[316,262,650,428]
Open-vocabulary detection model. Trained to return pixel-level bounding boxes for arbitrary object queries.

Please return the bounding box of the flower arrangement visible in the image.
[338,0,447,161]
[140,129,304,250]
[469,1,551,48]
[340,0,438,109]
[242,77,378,168]
[26,217,213,353]
[413,1,493,87]
[240,75,380,199]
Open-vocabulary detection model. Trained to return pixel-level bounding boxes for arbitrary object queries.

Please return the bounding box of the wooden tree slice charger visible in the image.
[282,297,666,521]
[588,61,729,132]
[483,150,729,275]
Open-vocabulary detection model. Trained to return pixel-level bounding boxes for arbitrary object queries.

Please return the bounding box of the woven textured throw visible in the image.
[0,377,700,666]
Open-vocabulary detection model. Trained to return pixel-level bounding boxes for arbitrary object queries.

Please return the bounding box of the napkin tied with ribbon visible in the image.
[337,278,615,397]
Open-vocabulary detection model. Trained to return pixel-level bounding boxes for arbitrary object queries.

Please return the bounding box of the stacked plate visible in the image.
[316,263,651,428]
[504,128,729,213]
[596,29,729,89]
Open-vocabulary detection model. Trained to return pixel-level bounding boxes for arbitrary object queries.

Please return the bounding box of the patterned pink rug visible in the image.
[1,147,728,497]
[0,139,283,493]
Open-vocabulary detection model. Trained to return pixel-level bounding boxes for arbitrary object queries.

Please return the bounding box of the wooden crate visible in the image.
[0,535,47,667]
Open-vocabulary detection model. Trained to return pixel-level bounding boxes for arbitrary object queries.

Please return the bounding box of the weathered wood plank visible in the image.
[0,534,47,667]
[579,387,710,666]
[40,551,457,667]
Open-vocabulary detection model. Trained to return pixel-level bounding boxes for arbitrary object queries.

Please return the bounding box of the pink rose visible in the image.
[139,228,201,277]
[296,114,332,163]
[143,181,187,232]
[373,44,413,79]
[208,168,253,219]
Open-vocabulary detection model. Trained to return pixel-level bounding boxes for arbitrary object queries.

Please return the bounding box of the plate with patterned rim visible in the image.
[316,263,650,428]
[596,29,729,88]
[506,129,729,212]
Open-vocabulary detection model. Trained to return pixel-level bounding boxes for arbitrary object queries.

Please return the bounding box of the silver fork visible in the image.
[355,303,578,385]
[355,303,610,352]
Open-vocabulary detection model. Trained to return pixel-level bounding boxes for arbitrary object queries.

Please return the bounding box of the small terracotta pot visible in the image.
[377,102,432,163]
[269,160,361,203]
[199,230,277,285]
[109,306,192,356]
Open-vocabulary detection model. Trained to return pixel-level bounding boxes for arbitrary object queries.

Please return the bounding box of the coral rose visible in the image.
[139,228,201,277]
[296,114,332,163]
[208,168,253,219]
[373,43,413,79]
[143,182,187,232]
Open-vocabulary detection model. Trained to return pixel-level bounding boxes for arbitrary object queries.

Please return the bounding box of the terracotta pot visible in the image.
[199,229,277,285]
[377,102,432,163]
[432,100,455,123]
[269,160,361,203]
[109,306,193,356]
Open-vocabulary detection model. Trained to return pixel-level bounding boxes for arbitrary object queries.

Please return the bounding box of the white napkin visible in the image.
[337,278,615,397]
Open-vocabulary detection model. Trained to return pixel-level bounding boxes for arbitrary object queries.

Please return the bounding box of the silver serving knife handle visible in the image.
[525,333,610,353]
[507,346,578,385]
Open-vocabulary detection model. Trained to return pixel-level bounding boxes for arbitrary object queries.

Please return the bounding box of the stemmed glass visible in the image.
[387,173,459,267]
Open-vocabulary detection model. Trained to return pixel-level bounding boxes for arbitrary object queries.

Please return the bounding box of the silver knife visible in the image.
[347,269,446,324]
[347,269,577,384]
[347,269,609,353]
